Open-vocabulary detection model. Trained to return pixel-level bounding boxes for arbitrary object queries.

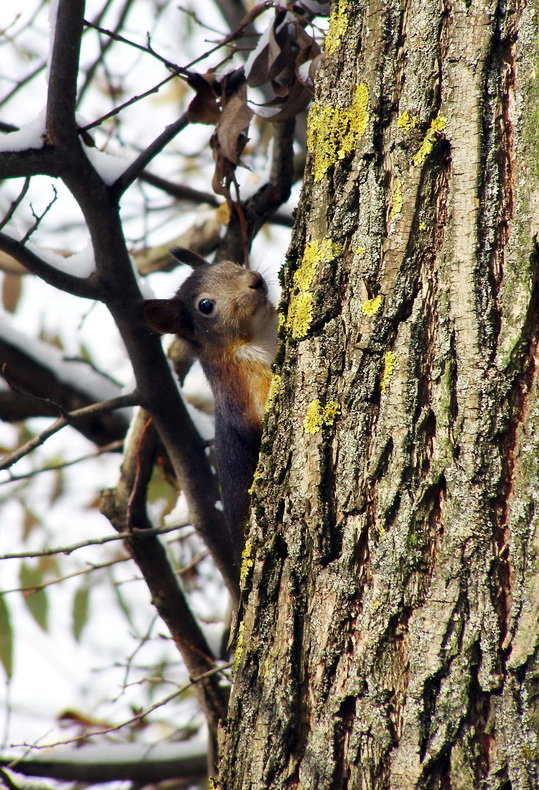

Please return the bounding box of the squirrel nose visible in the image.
[248,271,265,290]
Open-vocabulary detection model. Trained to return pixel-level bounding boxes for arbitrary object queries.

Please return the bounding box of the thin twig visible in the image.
[0,523,190,561]
[0,530,198,594]
[82,18,187,74]
[111,113,189,197]
[78,0,138,103]
[23,185,59,244]
[0,178,30,232]
[0,233,101,300]
[79,71,179,133]
[9,662,233,753]
[1,441,123,483]
[0,61,46,110]
[0,391,138,471]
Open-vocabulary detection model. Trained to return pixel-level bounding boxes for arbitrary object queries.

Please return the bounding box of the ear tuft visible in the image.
[143,298,195,341]
[169,247,209,269]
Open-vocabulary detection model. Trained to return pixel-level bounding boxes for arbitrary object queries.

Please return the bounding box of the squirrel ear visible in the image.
[169,247,209,269]
[143,298,195,341]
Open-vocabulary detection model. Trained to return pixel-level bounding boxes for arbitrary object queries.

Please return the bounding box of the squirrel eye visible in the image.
[198,298,215,315]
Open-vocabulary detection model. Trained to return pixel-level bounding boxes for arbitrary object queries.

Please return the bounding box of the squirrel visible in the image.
[143,248,277,567]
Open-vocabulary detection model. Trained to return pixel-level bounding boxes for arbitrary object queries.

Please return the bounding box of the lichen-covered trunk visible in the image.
[219,2,539,788]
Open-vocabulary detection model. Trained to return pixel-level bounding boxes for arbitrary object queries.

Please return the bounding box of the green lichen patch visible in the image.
[412,113,447,167]
[307,83,369,182]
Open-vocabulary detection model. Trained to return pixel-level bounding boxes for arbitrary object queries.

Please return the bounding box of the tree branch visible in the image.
[216,117,296,262]
[0,233,101,299]
[46,0,85,146]
[101,408,229,735]
[0,392,137,472]
[1,740,207,785]
[0,323,130,446]
[111,113,189,198]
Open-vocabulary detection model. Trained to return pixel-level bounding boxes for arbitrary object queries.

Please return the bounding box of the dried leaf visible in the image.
[211,134,236,198]
[186,72,220,125]
[0,596,13,679]
[20,564,49,632]
[73,586,90,642]
[2,272,22,313]
[217,87,253,165]
[254,80,313,122]
[216,202,231,224]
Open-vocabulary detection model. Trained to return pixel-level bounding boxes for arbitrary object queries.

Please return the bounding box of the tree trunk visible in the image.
[219,1,539,788]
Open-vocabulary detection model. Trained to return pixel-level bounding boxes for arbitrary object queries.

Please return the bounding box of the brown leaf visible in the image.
[211,133,235,198]
[217,85,253,165]
[2,272,22,313]
[253,79,313,122]
[186,72,220,125]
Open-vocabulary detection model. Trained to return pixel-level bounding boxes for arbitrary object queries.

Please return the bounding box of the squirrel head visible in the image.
[143,248,276,355]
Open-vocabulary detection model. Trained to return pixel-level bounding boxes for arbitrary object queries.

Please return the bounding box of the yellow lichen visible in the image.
[233,620,245,673]
[389,177,403,220]
[356,245,367,256]
[412,113,447,167]
[240,538,254,590]
[304,399,323,434]
[324,0,349,55]
[419,220,426,231]
[288,291,314,340]
[361,295,383,316]
[247,468,261,496]
[304,399,341,434]
[323,401,341,425]
[307,83,369,182]
[287,239,341,339]
[397,110,418,131]
[380,351,396,393]
[264,373,282,414]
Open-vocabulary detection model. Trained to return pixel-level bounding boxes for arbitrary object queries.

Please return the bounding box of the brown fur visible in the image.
[144,255,277,566]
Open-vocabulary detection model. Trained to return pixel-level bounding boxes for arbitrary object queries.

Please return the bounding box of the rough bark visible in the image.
[220,2,539,788]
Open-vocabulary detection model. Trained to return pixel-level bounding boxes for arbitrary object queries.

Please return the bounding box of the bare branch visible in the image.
[0,524,189,561]
[46,0,85,146]
[22,184,58,243]
[0,233,101,299]
[79,71,179,133]
[111,113,189,198]
[0,392,137,471]
[78,0,139,103]
[2,441,123,483]
[0,178,30,231]
[139,171,219,207]
[1,737,207,785]
[101,408,229,734]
